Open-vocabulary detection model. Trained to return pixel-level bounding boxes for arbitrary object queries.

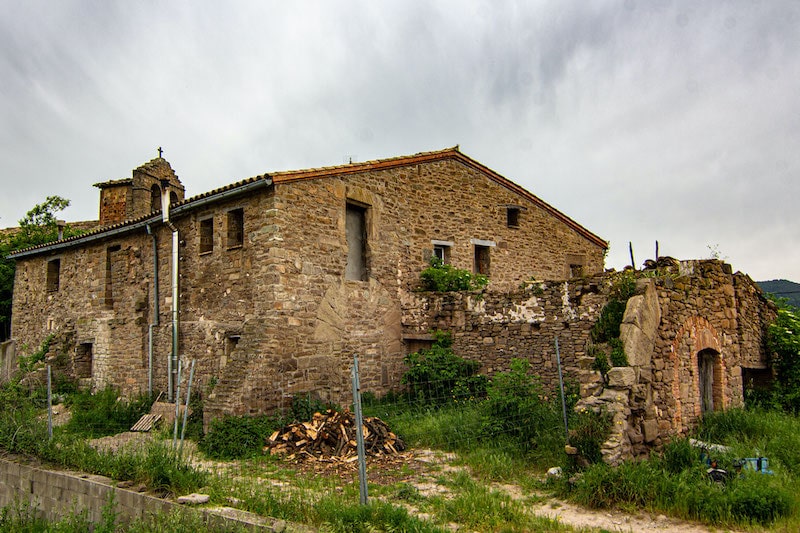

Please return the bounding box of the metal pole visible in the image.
[47,365,53,440]
[351,355,368,505]
[555,337,569,440]
[173,359,182,449]
[629,242,636,270]
[179,360,196,456]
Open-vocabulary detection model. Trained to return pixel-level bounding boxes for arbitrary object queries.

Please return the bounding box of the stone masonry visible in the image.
[401,260,774,463]
[7,148,607,426]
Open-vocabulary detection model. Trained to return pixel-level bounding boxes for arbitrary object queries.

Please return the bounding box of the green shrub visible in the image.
[199,413,282,459]
[17,334,54,373]
[64,386,152,438]
[402,331,486,404]
[482,359,563,456]
[608,338,629,367]
[564,434,795,527]
[290,394,339,422]
[419,258,488,292]
[662,438,699,474]
[568,409,612,465]
[0,381,47,453]
[766,302,800,412]
[588,344,610,380]
[590,272,636,344]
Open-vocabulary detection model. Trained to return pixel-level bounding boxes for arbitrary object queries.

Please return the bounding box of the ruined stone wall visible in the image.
[650,261,774,435]
[401,277,608,394]
[401,261,775,463]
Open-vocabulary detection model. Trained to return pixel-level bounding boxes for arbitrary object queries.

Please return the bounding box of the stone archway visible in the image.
[671,316,724,432]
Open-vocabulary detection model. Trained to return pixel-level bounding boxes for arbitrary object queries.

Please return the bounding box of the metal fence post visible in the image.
[555,337,569,440]
[352,355,368,505]
[47,365,53,440]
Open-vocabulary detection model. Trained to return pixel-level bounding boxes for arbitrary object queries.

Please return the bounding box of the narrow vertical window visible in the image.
[199,218,214,254]
[46,259,61,292]
[474,245,490,276]
[227,208,244,249]
[105,245,121,308]
[345,203,368,281]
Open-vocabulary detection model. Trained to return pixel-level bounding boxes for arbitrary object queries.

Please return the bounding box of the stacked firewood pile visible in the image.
[265,409,405,461]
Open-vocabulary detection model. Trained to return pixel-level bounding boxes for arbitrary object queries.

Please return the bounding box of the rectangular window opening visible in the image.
[227,208,244,249]
[433,245,450,264]
[474,245,490,276]
[345,203,368,281]
[565,254,586,279]
[75,343,93,379]
[507,207,521,228]
[46,259,61,292]
[199,218,214,254]
[225,335,241,356]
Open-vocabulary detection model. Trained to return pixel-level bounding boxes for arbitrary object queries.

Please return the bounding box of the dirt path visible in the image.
[530,499,737,533]
[87,433,738,533]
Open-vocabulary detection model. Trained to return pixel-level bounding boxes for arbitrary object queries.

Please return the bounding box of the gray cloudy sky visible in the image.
[1,1,798,281]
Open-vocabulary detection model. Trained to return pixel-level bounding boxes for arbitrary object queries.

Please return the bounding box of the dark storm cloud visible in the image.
[1,0,798,280]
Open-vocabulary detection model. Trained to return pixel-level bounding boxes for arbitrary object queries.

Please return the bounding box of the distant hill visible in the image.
[757,279,800,309]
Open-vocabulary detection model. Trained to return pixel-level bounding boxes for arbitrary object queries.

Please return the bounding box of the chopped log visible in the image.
[264,408,405,461]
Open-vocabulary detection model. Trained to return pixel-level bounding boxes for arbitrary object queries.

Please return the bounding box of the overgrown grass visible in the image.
[64,386,152,438]
[699,408,800,477]
[560,420,799,527]
[0,500,249,532]
[0,381,207,496]
[207,474,446,532]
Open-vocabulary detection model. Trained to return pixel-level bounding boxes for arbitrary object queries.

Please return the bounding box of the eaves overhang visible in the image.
[7,176,273,260]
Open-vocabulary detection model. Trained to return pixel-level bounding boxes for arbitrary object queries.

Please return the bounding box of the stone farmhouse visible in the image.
[7,147,608,422]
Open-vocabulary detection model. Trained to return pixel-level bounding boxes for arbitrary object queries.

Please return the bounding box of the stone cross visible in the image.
[158,147,163,158]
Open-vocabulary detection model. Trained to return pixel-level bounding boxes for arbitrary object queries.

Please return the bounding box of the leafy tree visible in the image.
[1,196,78,340]
[767,300,800,412]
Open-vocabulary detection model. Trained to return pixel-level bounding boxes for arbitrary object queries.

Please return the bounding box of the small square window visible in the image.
[199,218,214,253]
[46,259,61,292]
[227,209,244,249]
[507,207,521,228]
[433,245,449,263]
[431,241,454,265]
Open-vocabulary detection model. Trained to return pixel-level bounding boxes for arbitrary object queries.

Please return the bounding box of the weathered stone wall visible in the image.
[11,233,153,393]
[0,340,15,382]
[205,158,606,420]
[401,276,608,394]
[401,261,775,463]
[0,457,297,531]
[12,153,606,422]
